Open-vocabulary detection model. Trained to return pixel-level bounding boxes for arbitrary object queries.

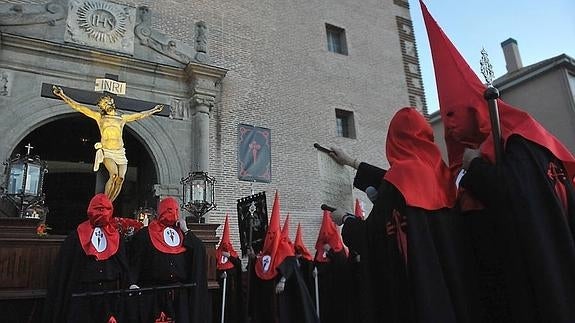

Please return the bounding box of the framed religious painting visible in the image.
[237,124,271,183]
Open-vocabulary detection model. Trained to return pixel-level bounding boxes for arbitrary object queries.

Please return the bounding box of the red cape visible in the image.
[77,193,119,261]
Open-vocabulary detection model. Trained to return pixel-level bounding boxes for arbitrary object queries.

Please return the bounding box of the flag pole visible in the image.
[480,48,503,164]
[220,271,228,323]
[313,266,320,319]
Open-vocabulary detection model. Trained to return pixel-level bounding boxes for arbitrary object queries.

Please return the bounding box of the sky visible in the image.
[409,0,575,113]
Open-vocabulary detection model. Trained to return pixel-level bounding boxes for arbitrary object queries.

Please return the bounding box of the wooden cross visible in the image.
[41,74,171,117]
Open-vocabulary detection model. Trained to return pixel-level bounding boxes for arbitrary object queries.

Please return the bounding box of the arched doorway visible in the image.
[15,115,158,235]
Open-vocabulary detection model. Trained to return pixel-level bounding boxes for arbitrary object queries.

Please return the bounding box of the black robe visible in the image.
[216,256,247,323]
[42,231,130,323]
[459,201,511,322]
[346,246,373,323]
[342,162,479,323]
[296,257,316,303]
[246,256,278,323]
[461,135,575,322]
[276,256,319,323]
[314,248,352,323]
[128,227,210,323]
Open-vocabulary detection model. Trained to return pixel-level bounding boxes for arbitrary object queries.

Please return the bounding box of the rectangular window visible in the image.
[326,24,348,55]
[335,109,355,138]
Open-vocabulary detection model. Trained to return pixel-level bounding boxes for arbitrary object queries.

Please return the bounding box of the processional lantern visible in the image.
[1,143,48,218]
[181,171,216,223]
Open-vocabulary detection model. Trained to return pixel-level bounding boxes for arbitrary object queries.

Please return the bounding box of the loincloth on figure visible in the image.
[93,143,128,171]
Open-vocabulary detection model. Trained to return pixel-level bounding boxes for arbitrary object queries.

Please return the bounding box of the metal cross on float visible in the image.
[24,143,34,155]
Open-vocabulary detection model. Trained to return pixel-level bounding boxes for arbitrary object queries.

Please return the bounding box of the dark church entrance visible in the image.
[15,115,159,235]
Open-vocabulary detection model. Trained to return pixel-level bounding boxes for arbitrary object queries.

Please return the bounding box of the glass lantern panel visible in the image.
[184,183,192,204]
[25,164,41,196]
[192,179,205,203]
[206,181,213,204]
[7,163,24,194]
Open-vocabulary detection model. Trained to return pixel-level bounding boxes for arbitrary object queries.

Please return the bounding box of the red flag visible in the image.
[315,210,344,262]
[294,223,313,261]
[255,191,281,280]
[216,214,238,271]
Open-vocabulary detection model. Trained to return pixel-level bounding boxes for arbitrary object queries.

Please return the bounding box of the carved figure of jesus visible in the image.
[53,85,163,202]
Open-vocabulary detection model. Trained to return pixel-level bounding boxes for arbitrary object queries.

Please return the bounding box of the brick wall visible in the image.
[2,0,424,254]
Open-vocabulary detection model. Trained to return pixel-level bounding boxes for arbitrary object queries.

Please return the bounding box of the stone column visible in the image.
[185,63,227,173]
[184,63,227,222]
[190,94,214,172]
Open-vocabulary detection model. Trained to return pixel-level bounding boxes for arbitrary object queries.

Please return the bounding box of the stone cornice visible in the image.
[185,62,228,98]
[0,32,185,79]
[0,2,65,26]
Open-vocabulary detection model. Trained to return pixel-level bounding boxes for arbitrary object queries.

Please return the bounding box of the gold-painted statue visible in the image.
[53,85,163,202]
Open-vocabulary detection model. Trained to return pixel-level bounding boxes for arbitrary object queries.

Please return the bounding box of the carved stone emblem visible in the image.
[65,0,136,54]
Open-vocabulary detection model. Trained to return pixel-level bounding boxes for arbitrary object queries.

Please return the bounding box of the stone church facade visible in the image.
[0,0,427,250]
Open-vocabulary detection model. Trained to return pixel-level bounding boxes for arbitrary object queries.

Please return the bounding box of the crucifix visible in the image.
[41,74,171,116]
[41,74,170,202]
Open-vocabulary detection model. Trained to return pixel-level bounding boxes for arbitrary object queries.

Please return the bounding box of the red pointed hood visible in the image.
[294,223,313,261]
[148,197,185,254]
[274,213,295,269]
[281,213,292,245]
[384,107,456,209]
[77,193,120,260]
[354,198,364,220]
[255,191,282,280]
[315,210,344,262]
[420,0,575,179]
[217,214,239,270]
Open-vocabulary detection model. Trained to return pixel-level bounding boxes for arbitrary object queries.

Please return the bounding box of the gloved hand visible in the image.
[178,216,189,233]
[462,148,481,170]
[329,147,360,169]
[222,251,231,258]
[323,243,332,252]
[275,277,286,294]
[330,208,347,226]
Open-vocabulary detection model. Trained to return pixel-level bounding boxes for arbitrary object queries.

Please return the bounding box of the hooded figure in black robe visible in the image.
[330,107,480,323]
[43,193,130,323]
[247,191,283,323]
[128,197,210,323]
[248,192,319,323]
[421,2,575,321]
[314,210,352,323]
[293,223,316,299]
[275,215,319,323]
[215,215,247,323]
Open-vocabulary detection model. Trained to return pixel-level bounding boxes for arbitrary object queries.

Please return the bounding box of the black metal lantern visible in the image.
[181,171,216,223]
[1,144,48,218]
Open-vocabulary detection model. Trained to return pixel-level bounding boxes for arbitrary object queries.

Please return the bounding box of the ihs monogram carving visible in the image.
[76,1,127,43]
[65,0,136,55]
